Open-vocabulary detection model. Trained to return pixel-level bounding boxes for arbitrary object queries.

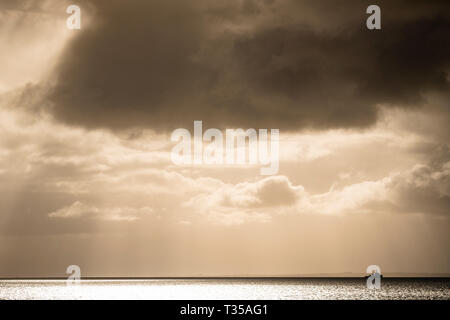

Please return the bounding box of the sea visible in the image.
[0,278,449,300]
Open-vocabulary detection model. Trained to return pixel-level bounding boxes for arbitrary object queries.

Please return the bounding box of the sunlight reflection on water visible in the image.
[0,279,449,300]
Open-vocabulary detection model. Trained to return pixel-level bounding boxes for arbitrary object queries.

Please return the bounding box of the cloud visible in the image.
[230,16,449,130]
[186,175,302,209]
[0,1,71,93]
[48,201,153,221]
[305,146,450,216]
[181,176,303,225]
[183,174,385,223]
[182,145,449,224]
[10,0,446,131]
[385,146,450,215]
[0,101,448,232]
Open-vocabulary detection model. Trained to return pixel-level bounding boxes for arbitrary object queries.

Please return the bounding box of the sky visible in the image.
[0,0,449,277]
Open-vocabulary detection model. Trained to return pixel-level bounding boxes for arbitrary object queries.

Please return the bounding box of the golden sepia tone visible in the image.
[0,0,449,279]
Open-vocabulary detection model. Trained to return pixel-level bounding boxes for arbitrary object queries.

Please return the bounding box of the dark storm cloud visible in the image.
[232,16,450,130]
[41,0,449,131]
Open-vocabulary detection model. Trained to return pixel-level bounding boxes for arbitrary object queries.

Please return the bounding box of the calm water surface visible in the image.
[1,278,449,300]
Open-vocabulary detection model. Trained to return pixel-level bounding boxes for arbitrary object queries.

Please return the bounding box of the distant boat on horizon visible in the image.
[364,273,383,279]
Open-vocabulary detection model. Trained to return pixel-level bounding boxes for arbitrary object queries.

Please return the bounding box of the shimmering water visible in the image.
[0,278,449,300]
